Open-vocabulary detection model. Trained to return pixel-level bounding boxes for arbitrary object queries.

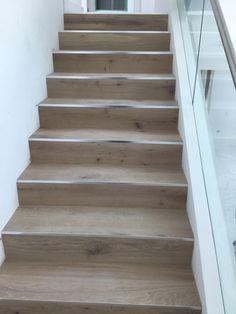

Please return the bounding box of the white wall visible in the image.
[0,0,64,262]
[218,0,236,59]
[64,0,87,13]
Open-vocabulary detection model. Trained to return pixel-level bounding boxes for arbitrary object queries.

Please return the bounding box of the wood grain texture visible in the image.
[4,206,193,239]
[18,164,186,186]
[39,105,179,130]
[32,129,181,143]
[64,14,169,31]
[3,234,193,265]
[29,137,182,166]
[0,300,202,314]
[0,12,201,313]
[47,76,176,100]
[59,31,170,51]
[0,262,201,308]
[17,182,187,209]
[53,51,173,74]
[3,205,193,265]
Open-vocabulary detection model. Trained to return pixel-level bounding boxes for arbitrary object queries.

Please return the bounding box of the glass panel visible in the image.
[178,0,236,313]
[96,0,126,11]
[96,0,112,10]
[114,0,126,10]
[177,0,205,96]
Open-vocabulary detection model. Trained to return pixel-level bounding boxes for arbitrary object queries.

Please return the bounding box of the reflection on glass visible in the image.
[96,0,127,11]
[197,0,236,258]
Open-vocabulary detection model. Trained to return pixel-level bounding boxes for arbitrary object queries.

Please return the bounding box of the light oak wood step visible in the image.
[53,51,173,74]
[17,164,187,216]
[47,74,175,100]
[31,129,181,143]
[0,262,201,313]
[3,204,193,264]
[18,164,186,187]
[2,234,193,265]
[29,129,182,165]
[39,103,179,130]
[64,13,169,31]
[4,206,192,239]
[18,182,187,210]
[59,31,170,51]
[3,231,193,265]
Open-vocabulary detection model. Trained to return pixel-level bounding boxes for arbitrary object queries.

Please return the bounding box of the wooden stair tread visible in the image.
[40,98,178,108]
[64,13,169,31]
[3,206,192,239]
[18,164,187,186]
[0,261,201,309]
[30,129,182,143]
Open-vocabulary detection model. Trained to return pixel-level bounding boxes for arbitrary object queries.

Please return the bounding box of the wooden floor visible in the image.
[0,13,201,314]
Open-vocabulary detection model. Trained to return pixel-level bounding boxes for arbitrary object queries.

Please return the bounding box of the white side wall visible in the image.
[64,0,87,13]
[0,0,64,263]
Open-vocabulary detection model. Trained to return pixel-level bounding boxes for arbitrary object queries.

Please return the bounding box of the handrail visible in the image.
[210,0,236,88]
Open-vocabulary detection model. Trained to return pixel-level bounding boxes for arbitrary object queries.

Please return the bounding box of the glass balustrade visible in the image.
[178,0,236,313]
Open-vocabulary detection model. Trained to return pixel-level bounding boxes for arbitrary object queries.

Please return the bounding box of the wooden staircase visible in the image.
[0,14,201,314]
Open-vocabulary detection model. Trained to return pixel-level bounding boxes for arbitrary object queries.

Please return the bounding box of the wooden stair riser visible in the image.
[2,234,193,267]
[64,14,169,31]
[39,106,179,131]
[59,31,170,51]
[17,183,187,210]
[47,77,176,100]
[53,52,173,74]
[29,141,182,166]
[0,300,201,314]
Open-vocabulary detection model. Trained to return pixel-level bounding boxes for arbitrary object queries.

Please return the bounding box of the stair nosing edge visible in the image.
[38,103,179,109]
[29,137,182,145]
[17,179,187,188]
[53,50,173,55]
[0,299,201,311]
[2,231,194,242]
[60,30,170,34]
[46,74,176,80]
